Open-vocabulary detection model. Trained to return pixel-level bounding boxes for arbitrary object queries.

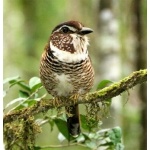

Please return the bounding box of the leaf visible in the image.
[3,76,31,91]
[107,127,122,145]
[3,76,20,84]
[26,99,37,106]
[4,97,26,109]
[82,133,91,141]
[96,127,124,149]
[88,132,100,139]
[80,114,89,130]
[76,134,85,143]
[58,133,66,142]
[29,77,42,92]
[85,140,97,149]
[116,143,124,150]
[99,142,114,146]
[35,119,49,126]
[54,118,69,140]
[96,80,113,90]
[19,90,29,98]
[33,146,41,150]
[9,80,24,88]
[14,99,37,110]
[17,82,31,91]
[48,119,55,131]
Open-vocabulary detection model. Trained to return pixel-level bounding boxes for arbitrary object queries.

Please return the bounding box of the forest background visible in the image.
[3,0,147,150]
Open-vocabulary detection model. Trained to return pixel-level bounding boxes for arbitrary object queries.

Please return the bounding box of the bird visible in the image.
[40,20,94,137]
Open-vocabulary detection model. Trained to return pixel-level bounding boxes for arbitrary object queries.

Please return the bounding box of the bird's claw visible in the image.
[69,94,79,105]
[53,97,61,107]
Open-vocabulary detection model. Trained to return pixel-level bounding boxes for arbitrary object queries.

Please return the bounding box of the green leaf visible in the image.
[17,82,31,91]
[54,118,69,140]
[85,140,97,149]
[80,114,89,130]
[6,77,25,88]
[76,134,85,143]
[96,127,124,149]
[29,77,42,92]
[107,127,122,145]
[4,97,26,109]
[23,99,37,106]
[35,119,48,126]
[58,133,66,142]
[9,80,23,86]
[33,146,41,150]
[19,90,29,98]
[88,132,101,139]
[116,143,124,150]
[14,99,37,110]
[48,119,55,131]
[82,133,91,141]
[99,142,114,146]
[96,80,113,90]
[3,76,31,91]
[3,76,20,84]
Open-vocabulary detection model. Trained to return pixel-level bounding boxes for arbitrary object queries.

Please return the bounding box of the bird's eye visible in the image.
[61,27,69,33]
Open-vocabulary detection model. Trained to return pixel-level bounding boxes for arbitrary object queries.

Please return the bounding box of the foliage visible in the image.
[4,76,43,112]
[4,0,147,149]
[3,76,124,150]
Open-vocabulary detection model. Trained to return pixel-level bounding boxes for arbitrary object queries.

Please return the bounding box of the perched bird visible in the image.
[40,21,94,137]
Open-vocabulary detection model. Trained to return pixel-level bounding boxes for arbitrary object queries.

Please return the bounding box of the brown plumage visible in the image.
[40,21,94,137]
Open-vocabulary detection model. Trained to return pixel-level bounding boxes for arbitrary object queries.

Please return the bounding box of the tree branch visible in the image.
[4,69,147,123]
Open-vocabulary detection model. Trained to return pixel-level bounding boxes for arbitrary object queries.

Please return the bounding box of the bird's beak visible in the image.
[78,27,93,35]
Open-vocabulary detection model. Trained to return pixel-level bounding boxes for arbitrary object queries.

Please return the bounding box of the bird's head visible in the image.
[49,21,93,63]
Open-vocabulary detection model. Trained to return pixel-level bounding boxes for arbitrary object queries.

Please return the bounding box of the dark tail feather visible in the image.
[65,105,80,137]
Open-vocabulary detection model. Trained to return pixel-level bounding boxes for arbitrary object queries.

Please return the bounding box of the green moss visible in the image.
[4,116,41,150]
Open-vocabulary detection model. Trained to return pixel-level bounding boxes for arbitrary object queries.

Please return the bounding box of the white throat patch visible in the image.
[50,35,89,63]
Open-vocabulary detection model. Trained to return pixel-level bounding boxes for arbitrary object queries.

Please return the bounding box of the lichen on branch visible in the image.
[4,69,147,124]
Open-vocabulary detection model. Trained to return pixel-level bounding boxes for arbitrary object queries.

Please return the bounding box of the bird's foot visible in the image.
[53,97,62,107]
[69,94,80,105]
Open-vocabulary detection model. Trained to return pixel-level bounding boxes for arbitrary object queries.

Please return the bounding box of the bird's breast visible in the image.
[53,73,74,96]
[40,51,94,98]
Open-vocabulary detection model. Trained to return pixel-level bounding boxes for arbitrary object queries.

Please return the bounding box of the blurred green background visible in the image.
[3,0,147,150]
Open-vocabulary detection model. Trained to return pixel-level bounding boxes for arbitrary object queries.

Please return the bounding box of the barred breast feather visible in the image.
[40,43,94,97]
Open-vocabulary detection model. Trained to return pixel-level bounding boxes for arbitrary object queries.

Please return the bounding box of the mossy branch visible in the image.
[4,69,147,123]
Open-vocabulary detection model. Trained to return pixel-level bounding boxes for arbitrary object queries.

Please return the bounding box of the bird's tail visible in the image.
[65,105,80,137]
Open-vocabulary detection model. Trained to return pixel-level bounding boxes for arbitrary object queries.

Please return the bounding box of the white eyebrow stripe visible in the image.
[62,25,77,32]
[54,25,77,33]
